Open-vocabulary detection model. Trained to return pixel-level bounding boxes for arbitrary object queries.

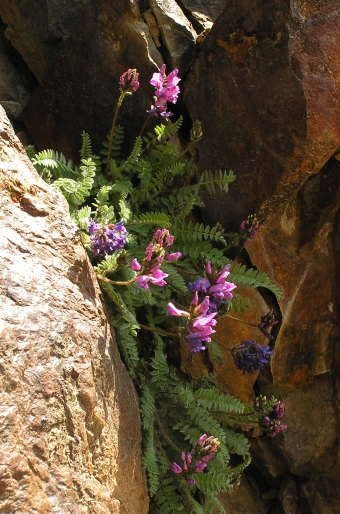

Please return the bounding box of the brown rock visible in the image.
[0,105,149,513]
[0,0,90,81]
[149,0,197,71]
[184,0,340,230]
[18,0,162,159]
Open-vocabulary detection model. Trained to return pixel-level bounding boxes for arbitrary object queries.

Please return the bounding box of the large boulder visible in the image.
[0,105,149,513]
[184,0,340,511]
[0,0,163,159]
[184,0,340,228]
[0,0,90,81]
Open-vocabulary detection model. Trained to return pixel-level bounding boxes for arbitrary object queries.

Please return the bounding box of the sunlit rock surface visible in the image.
[0,106,149,513]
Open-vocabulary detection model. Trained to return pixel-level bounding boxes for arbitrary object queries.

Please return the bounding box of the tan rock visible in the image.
[0,105,149,513]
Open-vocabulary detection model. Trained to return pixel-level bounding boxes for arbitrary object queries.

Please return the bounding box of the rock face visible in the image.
[0,0,90,81]
[183,0,340,511]
[1,0,340,511]
[1,0,163,159]
[0,106,149,513]
[184,0,340,229]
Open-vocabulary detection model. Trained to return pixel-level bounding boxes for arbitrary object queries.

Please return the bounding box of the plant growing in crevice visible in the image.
[28,64,286,513]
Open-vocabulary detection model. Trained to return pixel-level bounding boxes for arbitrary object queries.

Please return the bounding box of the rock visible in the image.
[220,474,269,513]
[183,0,340,230]
[0,105,149,513]
[0,0,90,81]
[149,0,197,72]
[20,0,163,159]
[0,21,31,120]
[246,157,340,511]
[181,0,226,31]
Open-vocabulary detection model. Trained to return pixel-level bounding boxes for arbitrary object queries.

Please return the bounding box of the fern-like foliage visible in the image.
[229,263,283,299]
[28,93,284,514]
[198,169,236,194]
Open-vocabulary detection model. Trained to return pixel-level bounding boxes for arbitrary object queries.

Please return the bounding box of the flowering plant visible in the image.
[28,65,286,513]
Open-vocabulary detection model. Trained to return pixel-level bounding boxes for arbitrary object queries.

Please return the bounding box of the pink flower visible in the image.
[194,460,207,473]
[167,303,190,317]
[148,64,181,117]
[119,69,140,92]
[135,267,168,290]
[165,252,182,260]
[171,462,182,474]
[131,258,142,271]
[133,229,180,289]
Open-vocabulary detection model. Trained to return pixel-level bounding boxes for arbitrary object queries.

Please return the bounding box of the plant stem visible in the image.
[212,415,259,429]
[106,91,126,174]
[221,313,258,327]
[97,274,135,286]
[139,323,179,338]
[155,412,183,453]
[211,337,232,352]
[138,116,151,138]
[209,409,256,418]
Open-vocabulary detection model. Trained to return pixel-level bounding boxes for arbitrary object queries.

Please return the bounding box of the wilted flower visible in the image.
[255,397,287,437]
[88,220,127,258]
[119,68,140,93]
[273,400,285,419]
[240,214,259,239]
[147,64,181,117]
[171,434,219,486]
[261,417,287,438]
[232,340,273,374]
[258,308,279,340]
[132,229,181,290]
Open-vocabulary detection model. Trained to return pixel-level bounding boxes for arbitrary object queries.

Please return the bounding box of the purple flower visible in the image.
[187,478,196,486]
[132,229,181,289]
[232,340,273,374]
[135,266,168,290]
[147,64,181,117]
[188,278,211,293]
[88,220,127,258]
[258,398,287,437]
[258,308,279,340]
[240,214,259,239]
[262,417,287,438]
[119,68,140,92]
[194,460,207,473]
[171,462,182,474]
[170,434,219,485]
[273,400,285,419]
[168,294,218,353]
[189,262,237,315]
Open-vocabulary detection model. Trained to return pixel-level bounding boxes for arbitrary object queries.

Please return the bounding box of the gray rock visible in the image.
[150,0,197,72]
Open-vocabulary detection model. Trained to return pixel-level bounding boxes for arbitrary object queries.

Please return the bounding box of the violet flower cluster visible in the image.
[119,68,140,93]
[188,261,237,314]
[254,396,287,437]
[258,308,279,340]
[132,229,181,290]
[232,340,273,374]
[168,293,218,353]
[171,434,220,486]
[147,64,181,117]
[88,220,127,258]
[240,214,259,240]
